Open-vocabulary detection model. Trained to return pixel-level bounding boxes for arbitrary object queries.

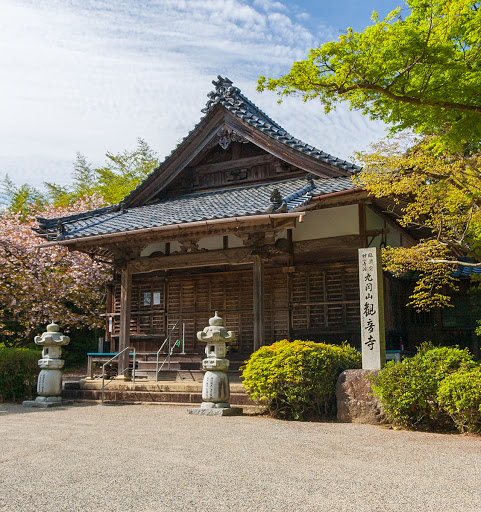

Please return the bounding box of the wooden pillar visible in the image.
[287,228,294,341]
[358,202,368,248]
[117,266,132,379]
[253,254,264,352]
[105,284,113,346]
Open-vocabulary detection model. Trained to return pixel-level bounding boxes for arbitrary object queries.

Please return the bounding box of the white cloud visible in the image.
[253,0,288,12]
[296,11,310,21]
[0,0,388,191]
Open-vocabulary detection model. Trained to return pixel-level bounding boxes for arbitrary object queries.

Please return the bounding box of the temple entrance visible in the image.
[106,261,361,357]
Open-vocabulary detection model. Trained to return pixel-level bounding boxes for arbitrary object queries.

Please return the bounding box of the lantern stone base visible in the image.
[187,406,243,416]
[23,396,73,408]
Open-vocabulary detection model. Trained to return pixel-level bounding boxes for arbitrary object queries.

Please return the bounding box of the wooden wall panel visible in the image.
[290,263,360,344]
[110,277,166,348]
[264,271,289,343]
[109,261,361,353]
[166,272,257,353]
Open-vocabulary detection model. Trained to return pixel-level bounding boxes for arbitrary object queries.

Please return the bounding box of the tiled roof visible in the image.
[200,76,361,173]
[451,265,481,277]
[37,175,356,241]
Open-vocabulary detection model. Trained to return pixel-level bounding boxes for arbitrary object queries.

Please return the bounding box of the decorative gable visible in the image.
[121,76,360,208]
[162,138,306,198]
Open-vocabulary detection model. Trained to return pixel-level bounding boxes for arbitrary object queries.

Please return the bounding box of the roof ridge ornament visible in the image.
[202,75,245,114]
[265,188,287,214]
[212,76,235,94]
[216,126,248,150]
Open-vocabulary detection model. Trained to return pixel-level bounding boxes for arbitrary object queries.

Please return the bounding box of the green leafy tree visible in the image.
[94,138,159,204]
[259,0,481,151]
[354,134,481,310]
[44,138,159,206]
[260,0,481,311]
[0,175,47,219]
[44,153,97,205]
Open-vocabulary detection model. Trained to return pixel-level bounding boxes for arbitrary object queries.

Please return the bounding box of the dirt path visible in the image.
[1,403,480,512]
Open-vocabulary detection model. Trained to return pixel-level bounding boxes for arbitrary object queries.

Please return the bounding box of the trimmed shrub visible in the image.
[438,367,481,433]
[0,348,40,401]
[241,340,361,420]
[372,344,476,430]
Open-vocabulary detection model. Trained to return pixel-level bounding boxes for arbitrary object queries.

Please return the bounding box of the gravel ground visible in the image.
[0,403,480,512]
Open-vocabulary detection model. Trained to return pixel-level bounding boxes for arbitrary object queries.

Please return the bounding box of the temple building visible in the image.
[36,76,478,376]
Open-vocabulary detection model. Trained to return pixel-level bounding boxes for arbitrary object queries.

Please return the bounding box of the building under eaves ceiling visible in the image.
[37,75,443,375]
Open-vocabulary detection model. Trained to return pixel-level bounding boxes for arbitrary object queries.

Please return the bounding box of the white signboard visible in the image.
[359,248,386,370]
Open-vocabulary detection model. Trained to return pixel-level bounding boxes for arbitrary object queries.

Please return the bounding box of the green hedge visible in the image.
[0,348,40,402]
[438,367,481,434]
[241,340,361,420]
[372,344,476,430]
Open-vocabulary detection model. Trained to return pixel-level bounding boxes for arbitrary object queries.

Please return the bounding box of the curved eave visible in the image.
[37,211,307,249]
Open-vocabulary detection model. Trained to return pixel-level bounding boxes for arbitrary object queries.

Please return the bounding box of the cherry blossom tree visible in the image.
[0,193,112,347]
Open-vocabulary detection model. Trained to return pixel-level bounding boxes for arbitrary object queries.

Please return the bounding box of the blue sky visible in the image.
[1,0,406,191]
[296,0,404,33]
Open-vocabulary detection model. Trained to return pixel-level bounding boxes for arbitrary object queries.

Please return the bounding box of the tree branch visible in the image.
[429,259,481,267]
[358,82,481,113]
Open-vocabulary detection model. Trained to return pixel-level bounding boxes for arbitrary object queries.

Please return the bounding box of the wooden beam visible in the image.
[128,234,377,274]
[253,254,265,351]
[128,247,253,273]
[117,266,132,379]
[294,235,363,253]
[367,203,418,247]
[191,153,276,174]
[106,285,114,345]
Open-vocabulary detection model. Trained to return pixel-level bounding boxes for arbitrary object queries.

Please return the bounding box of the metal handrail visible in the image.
[181,323,185,354]
[157,336,181,374]
[101,347,136,403]
[155,320,179,379]
[155,320,184,381]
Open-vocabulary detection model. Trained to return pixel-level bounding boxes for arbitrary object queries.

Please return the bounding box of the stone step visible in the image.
[64,379,246,393]
[62,388,255,406]
[133,369,241,383]
[62,378,256,408]
[62,399,262,414]
[136,361,202,371]
[134,370,202,382]
[135,370,180,381]
[135,359,247,371]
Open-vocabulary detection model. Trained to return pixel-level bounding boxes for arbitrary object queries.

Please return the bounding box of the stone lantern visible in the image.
[23,322,71,408]
[188,312,242,416]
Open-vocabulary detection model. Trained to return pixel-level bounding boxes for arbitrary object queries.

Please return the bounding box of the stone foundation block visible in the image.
[23,398,73,408]
[187,407,243,416]
[336,369,384,424]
